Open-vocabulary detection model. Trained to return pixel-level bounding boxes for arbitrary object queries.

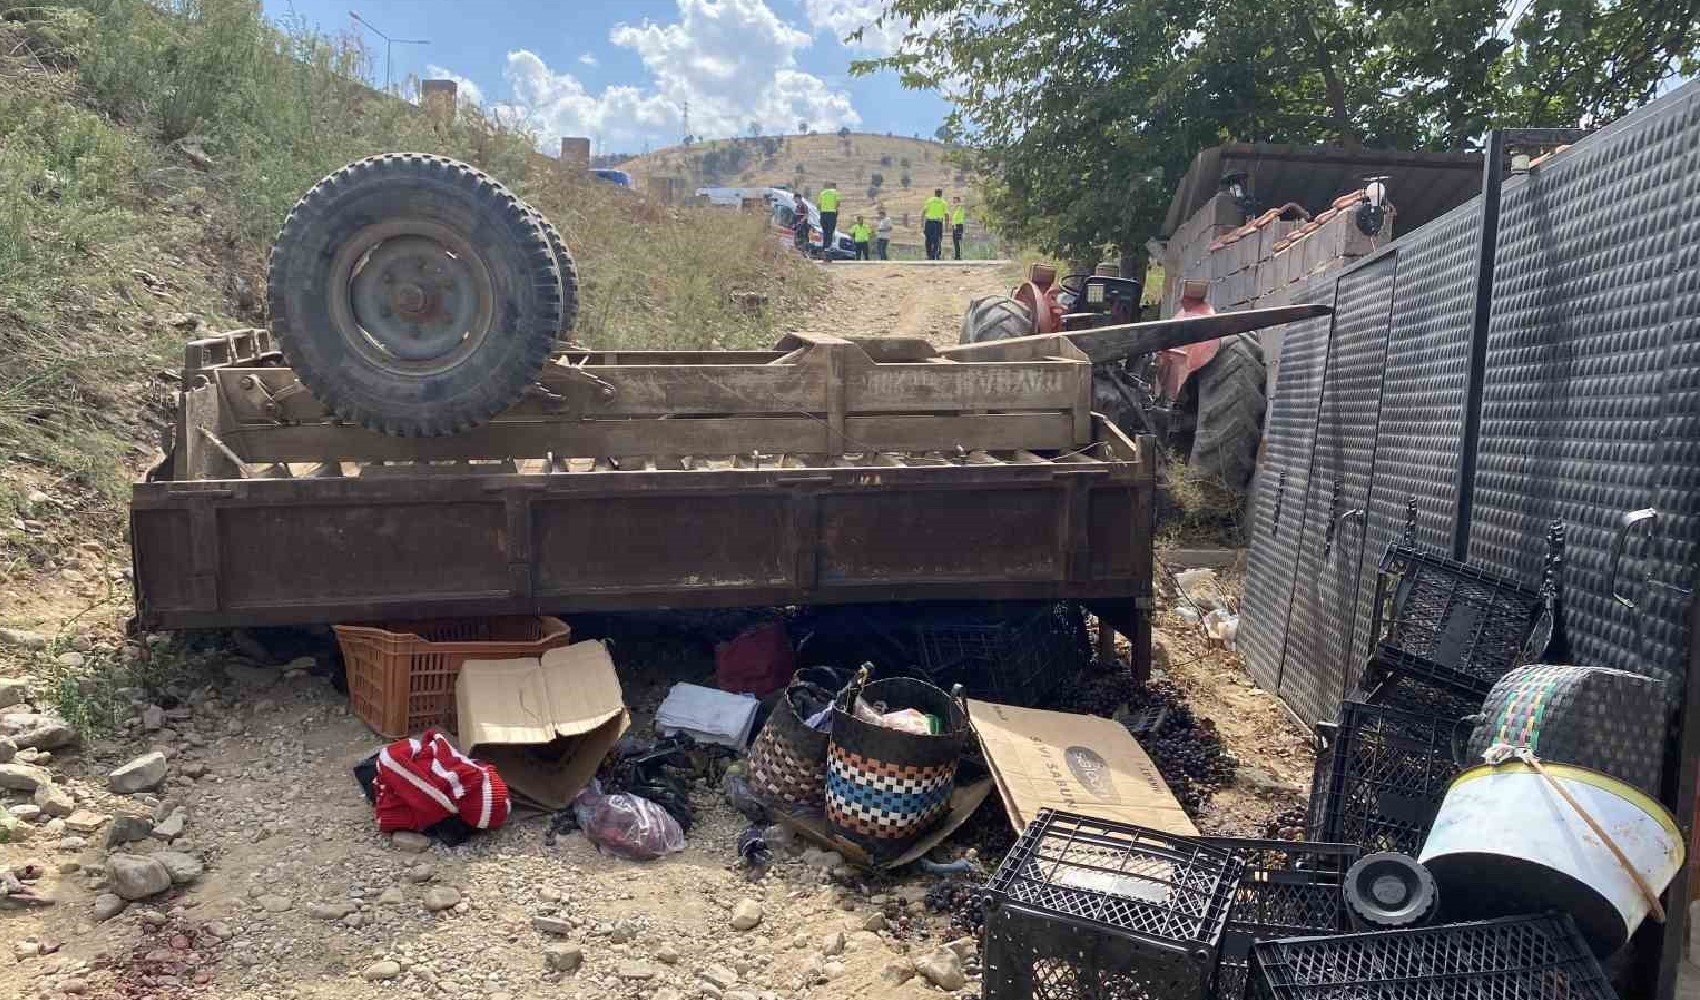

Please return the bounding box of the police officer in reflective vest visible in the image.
[951,197,967,260]
[818,183,841,250]
[849,215,872,260]
[922,189,949,260]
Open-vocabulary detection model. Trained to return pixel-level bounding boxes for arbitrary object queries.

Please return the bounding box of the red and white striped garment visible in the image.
[372,729,510,833]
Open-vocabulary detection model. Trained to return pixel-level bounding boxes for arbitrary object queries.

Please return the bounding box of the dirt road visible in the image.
[787,261,1018,346]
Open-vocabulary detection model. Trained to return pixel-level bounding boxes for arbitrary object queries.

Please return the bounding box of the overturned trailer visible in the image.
[129,306,1324,672]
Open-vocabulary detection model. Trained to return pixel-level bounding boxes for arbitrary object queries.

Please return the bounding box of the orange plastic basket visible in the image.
[335,616,571,738]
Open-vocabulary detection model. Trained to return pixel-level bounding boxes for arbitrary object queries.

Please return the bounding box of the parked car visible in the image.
[591,168,634,188]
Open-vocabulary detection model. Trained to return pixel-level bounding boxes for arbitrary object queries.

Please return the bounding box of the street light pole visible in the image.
[349,10,429,93]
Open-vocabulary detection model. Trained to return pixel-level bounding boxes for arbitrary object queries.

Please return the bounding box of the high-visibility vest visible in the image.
[923,197,948,221]
[850,223,872,242]
[952,205,966,225]
[818,188,840,212]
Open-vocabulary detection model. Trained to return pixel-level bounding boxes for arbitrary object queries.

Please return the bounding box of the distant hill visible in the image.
[618,132,984,246]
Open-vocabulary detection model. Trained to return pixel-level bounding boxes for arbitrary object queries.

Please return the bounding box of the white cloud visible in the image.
[800,0,901,55]
[491,0,859,153]
[578,53,599,68]
[423,64,484,106]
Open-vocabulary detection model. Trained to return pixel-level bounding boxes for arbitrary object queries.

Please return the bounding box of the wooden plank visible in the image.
[536,362,826,415]
[823,341,847,453]
[222,413,1078,464]
[845,358,1084,414]
[180,383,242,481]
[217,349,1087,424]
[558,350,785,365]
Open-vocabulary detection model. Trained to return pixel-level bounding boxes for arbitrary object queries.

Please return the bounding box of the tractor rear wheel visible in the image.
[267,153,563,437]
[960,295,1032,344]
[1182,333,1267,493]
[528,209,581,339]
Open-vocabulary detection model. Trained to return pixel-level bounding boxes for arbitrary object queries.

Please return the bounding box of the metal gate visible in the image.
[1239,291,1335,694]
[1242,81,1700,725]
[1277,256,1399,724]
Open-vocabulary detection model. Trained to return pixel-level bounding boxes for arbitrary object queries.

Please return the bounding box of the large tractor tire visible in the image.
[267,153,563,437]
[1183,333,1267,493]
[529,208,581,338]
[960,294,1032,344]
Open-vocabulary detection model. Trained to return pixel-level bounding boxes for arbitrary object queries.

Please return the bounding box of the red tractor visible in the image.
[961,266,1267,492]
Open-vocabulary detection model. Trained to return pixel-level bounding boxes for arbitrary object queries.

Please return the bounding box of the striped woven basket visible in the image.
[746,669,841,811]
[825,673,966,862]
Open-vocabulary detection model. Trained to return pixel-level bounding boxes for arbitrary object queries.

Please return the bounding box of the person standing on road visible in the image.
[951,197,967,260]
[922,188,949,260]
[818,182,841,250]
[874,209,893,261]
[849,215,872,260]
[792,193,810,254]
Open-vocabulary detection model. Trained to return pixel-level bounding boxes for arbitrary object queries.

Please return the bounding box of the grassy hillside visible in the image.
[619,132,983,246]
[0,0,820,587]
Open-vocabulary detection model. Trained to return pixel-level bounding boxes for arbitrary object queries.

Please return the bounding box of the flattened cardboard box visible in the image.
[456,641,630,812]
[966,699,1197,836]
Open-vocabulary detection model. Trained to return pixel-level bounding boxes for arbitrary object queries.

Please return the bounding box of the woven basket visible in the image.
[1467,663,1669,794]
[826,674,966,862]
[746,669,840,812]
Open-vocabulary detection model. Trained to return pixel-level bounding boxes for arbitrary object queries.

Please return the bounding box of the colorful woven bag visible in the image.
[825,672,966,862]
[746,668,840,812]
[1466,663,1669,794]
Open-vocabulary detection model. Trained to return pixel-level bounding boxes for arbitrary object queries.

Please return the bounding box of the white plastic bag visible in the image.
[571,779,686,861]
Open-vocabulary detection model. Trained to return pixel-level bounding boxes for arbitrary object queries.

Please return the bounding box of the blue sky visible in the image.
[262,0,950,156]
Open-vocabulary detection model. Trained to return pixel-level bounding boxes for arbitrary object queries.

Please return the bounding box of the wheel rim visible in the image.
[327,220,496,374]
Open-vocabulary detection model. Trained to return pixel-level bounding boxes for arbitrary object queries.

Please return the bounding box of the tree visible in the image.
[797,120,809,134]
[900,173,912,188]
[880,154,893,167]
[857,0,1700,264]
[748,122,762,138]
[871,172,885,188]
[899,156,911,169]
[838,125,853,137]
[934,124,951,142]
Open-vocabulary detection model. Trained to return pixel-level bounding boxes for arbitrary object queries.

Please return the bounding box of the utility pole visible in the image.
[681,99,690,145]
[349,10,428,93]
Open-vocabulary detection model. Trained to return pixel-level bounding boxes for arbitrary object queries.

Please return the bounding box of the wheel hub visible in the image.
[328,222,497,374]
[347,236,486,363]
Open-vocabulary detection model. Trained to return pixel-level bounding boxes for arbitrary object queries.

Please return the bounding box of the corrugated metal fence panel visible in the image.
[1239,286,1337,693]
[1640,97,1700,701]
[1279,255,1399,725]
[1467,88,1700,690]
[1345,204,1482,685]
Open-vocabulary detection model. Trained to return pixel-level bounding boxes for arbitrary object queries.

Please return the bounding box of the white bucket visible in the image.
[1419,761,1684,956]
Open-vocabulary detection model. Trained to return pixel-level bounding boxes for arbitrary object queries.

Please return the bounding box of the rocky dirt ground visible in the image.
[1,264,1313,1000]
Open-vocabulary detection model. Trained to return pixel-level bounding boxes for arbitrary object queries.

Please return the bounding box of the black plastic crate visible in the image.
[983,810,1244,1000]
[792,601,1091,707]
[1248,913,1616,1000]
[1305,700,1466,855]
[1199,838,1360,1000]
[1365,543,1548,701]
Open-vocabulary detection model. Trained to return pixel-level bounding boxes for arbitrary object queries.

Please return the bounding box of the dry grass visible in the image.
[0,0,820,585]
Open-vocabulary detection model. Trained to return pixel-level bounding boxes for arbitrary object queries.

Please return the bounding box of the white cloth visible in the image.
[653,683,760,748]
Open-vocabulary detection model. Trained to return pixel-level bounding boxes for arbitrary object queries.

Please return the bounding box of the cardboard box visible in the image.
[778,775,995,870]
[966,699,1197,836]
[455,641,630,812]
